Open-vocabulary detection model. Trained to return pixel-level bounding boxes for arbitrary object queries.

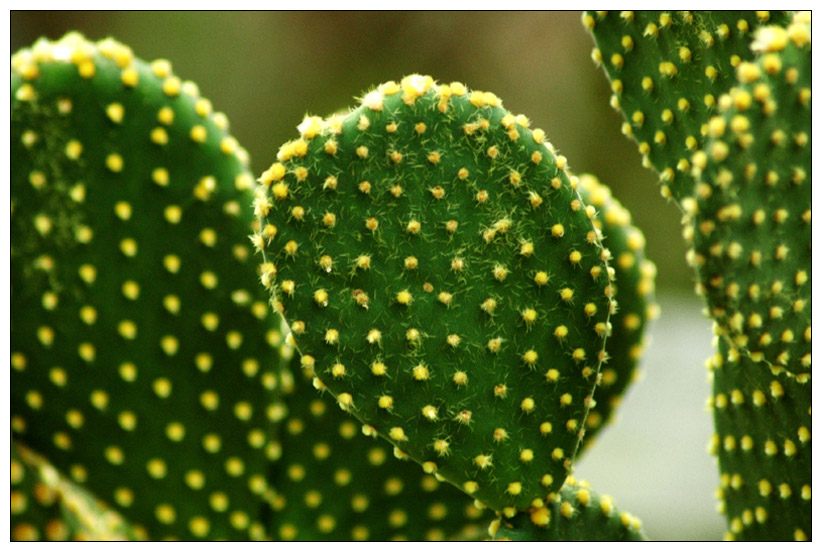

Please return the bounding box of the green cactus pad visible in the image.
[584,10,791,204]
[574,174,657,455]
[11,33,282,540]
[255,75,615,513]
[707,334,811,541]
[12,440,143,541]
[265,346,494,541]
[489,476,646,541]
[686,16,811,376]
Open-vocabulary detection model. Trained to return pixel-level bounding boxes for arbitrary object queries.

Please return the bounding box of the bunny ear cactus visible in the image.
[707,335,811,541]
[685,15,811,377]
[584,10,792,204]
[10,33,283,540]
[266,347,494,541]
[586,10,811,542]
[12,441,142,541]
[488,476,645,541]
[253,75,616,514]
[574,174,657,454]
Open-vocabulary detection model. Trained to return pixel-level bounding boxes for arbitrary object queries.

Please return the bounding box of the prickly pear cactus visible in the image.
[575,174,657,453]
[11,33,282,540]
[266,347,494,541]
[707,335,811,541]
[254,75,615,513]
[11,440,143,541]
[489,476,645,541]
[584,10,792,204]
[685,15,811,376]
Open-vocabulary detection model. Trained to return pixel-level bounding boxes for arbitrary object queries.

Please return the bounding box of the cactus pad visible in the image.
[11,440,143,541]
[265,347,493,541]
[11,33,282,540]
[585,10,792,204]
[686,16,811,376]
[255,75,614,512]
[575,174,657,455]
[489,476,645,541]
[708,335,811,541]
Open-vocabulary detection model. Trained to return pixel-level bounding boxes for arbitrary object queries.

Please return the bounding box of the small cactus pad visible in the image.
[584,10,792,203]
[255,75,615,512]
[265,348,493,541]
[707,335,811,541]
[11,33,282,540]
[686,15,811,376]
[12,440,142,541]
[574,174,657,455]
[488,476,646,541]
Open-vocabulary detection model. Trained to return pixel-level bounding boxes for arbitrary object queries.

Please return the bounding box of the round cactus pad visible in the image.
[255,75,614,513]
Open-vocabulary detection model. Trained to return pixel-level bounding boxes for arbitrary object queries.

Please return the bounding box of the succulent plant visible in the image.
[584,10,792,204]
[265,344,494,541]
[488,476,645,541]
[11,440,140,541]
[586,10,811,541]
[707,334,811,541]
[20,11,812,540]
[253,75,618,514]
[574,174,658,452]
[11,33,282,540]
[685,16,811,377]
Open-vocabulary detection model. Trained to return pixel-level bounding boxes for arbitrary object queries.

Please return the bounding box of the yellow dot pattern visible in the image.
[584,10,794,204]
[270,358,495,541]
[685,15,810,377]
[11,33,281,540]
[707,336,810,540]
[257,75,615,513]
[488,476,645,540]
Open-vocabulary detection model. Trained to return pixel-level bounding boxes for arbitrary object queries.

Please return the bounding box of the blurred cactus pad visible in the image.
[11,33,283,540]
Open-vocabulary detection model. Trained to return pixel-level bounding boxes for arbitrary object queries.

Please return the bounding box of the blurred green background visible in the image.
[11,11,723,540]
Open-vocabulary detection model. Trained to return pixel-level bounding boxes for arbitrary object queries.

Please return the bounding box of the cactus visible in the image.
[685,16,811,377]
[584,10,792,204]
[254,75,616,514]
[31,12,817,539]
[488,476,645,541]
[574,174,657,453]
[11,440,143,541]
[10,33,283,540]
[707,335,810,541]
[266,345,494,541]
[586,10,811,542]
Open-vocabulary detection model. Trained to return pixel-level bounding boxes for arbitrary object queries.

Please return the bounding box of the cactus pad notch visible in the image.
[254,75,615,513]
[11,33,283,540]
